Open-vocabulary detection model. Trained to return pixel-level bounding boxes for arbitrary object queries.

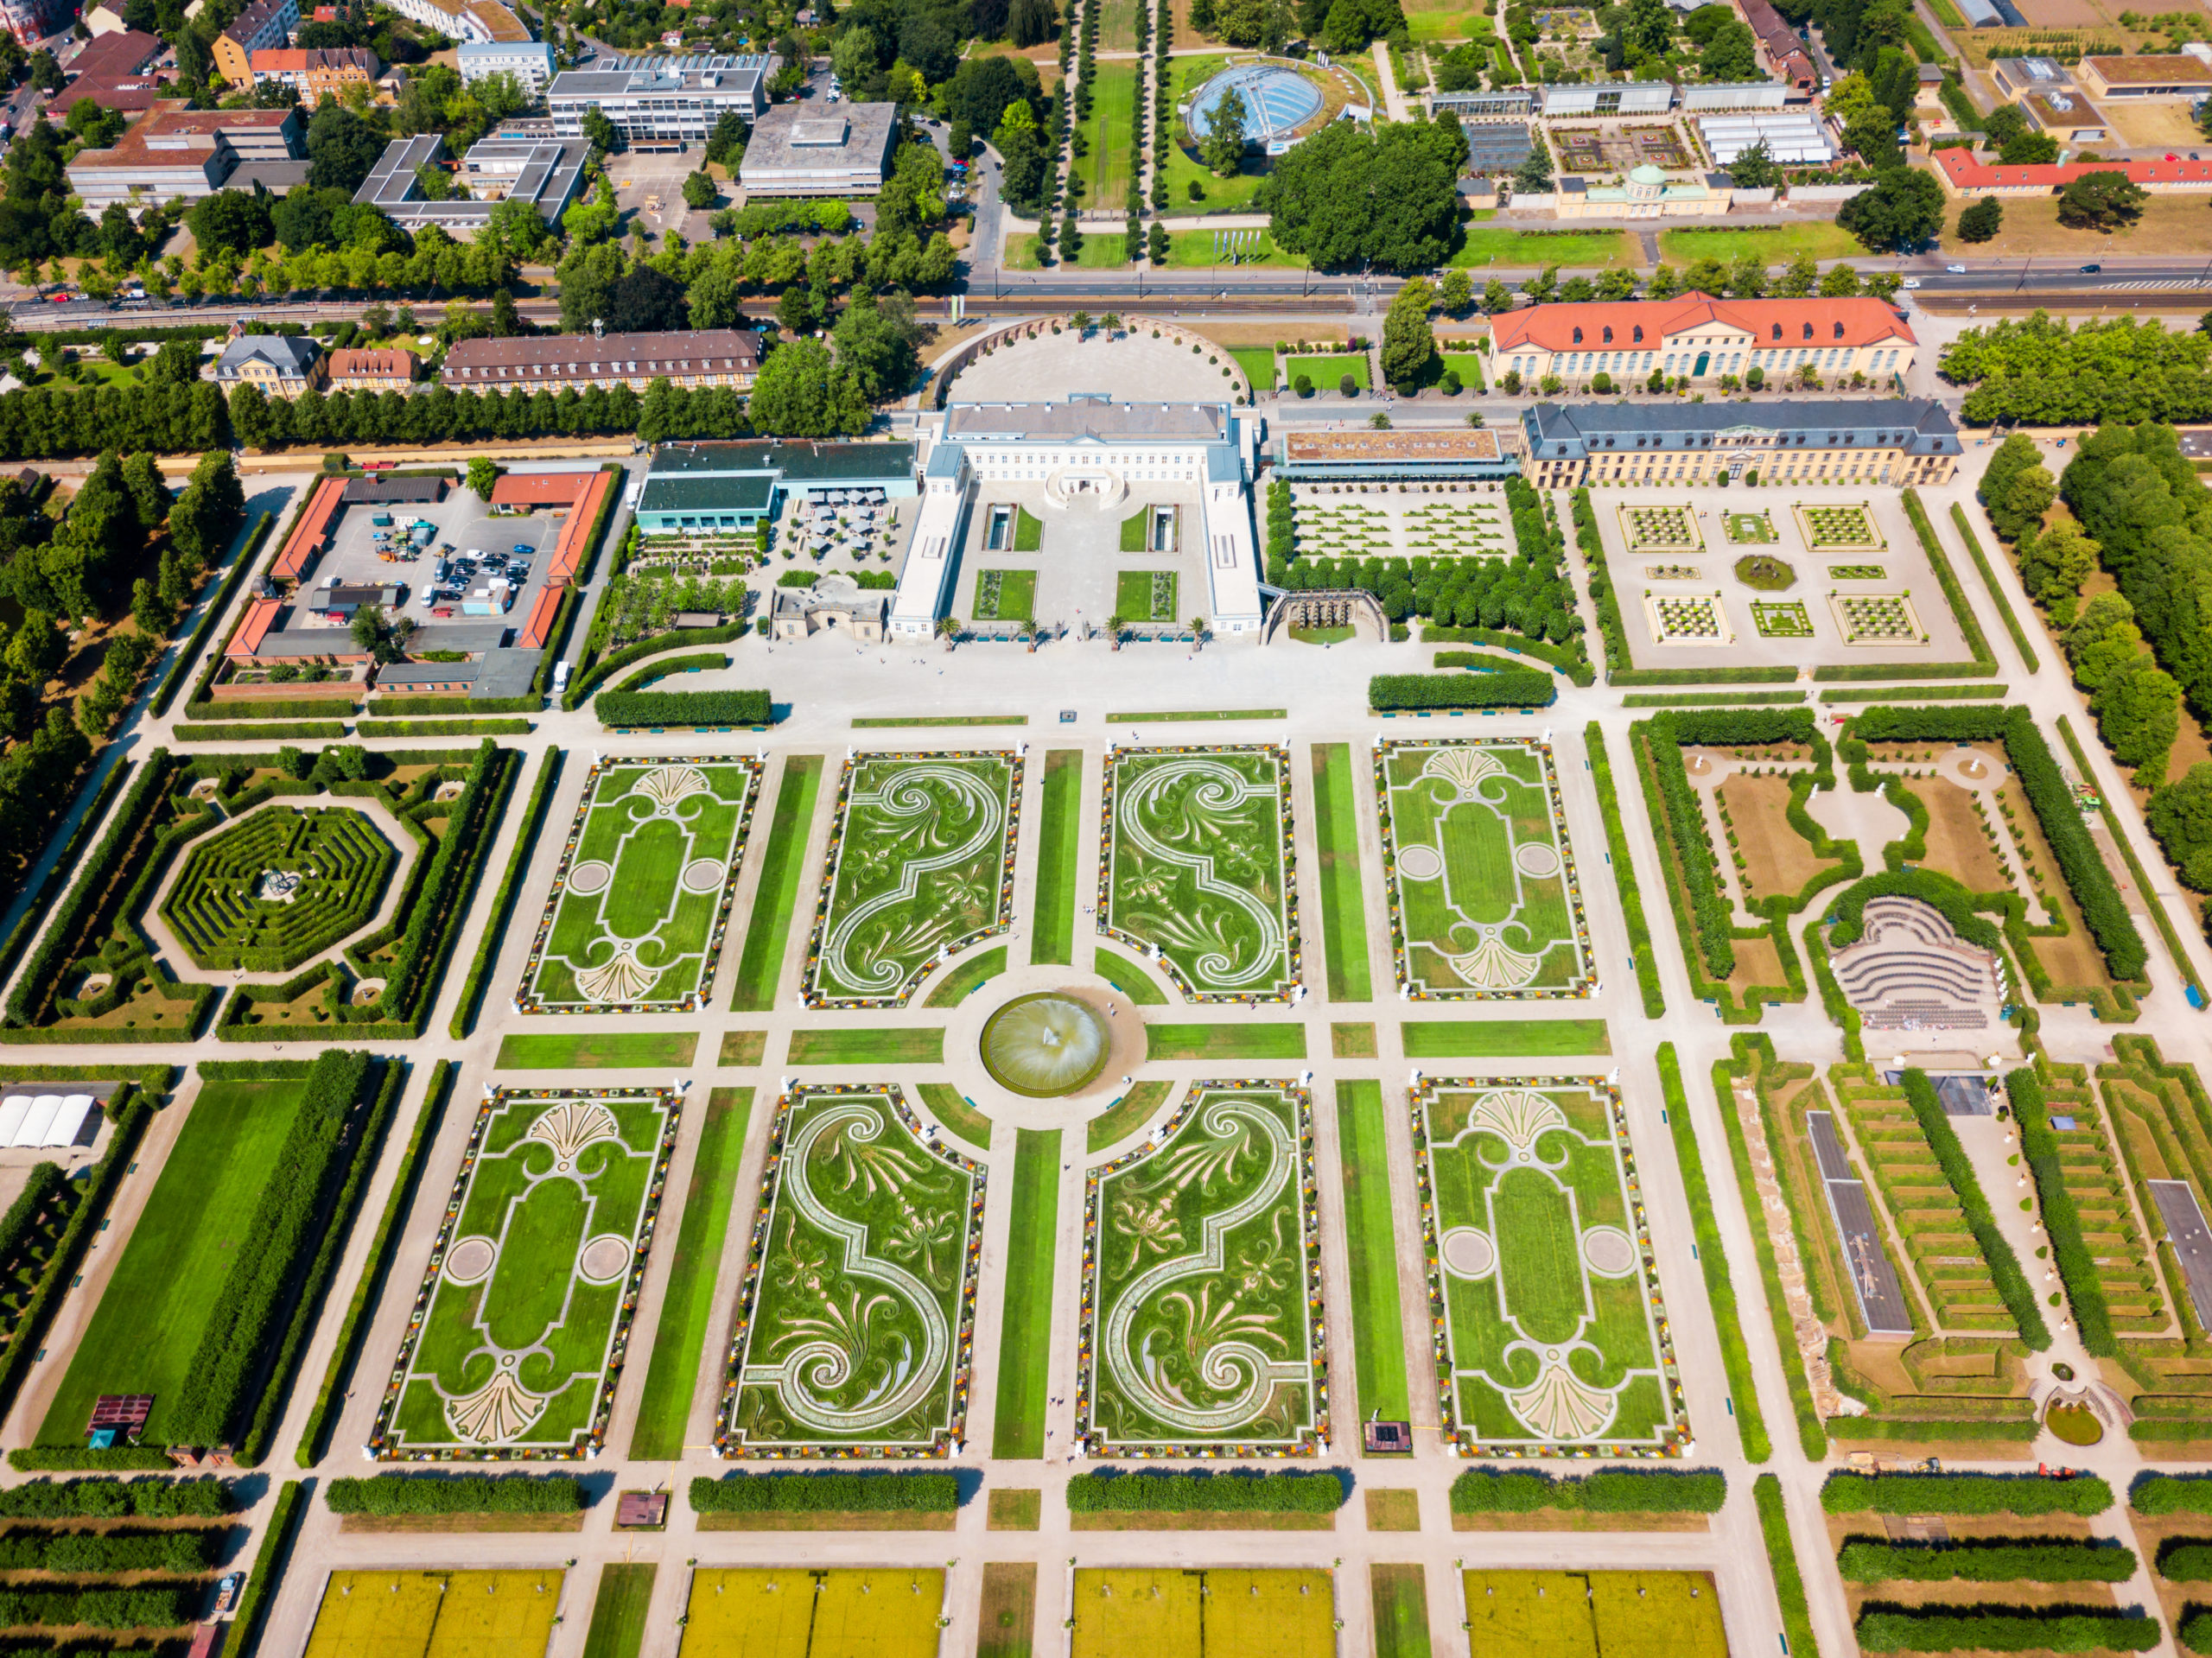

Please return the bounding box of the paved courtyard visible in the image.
[950,327,1255,405]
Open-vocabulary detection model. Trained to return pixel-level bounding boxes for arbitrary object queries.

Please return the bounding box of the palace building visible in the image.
[1519,399,1961,489]
[1491,295,1918,391]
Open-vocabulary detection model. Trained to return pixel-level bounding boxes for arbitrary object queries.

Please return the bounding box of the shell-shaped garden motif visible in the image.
[575,952,660,1006]
[638,765,712,814]
[527,1100,622,1166]
[1467,1089,1570,1154]
[446,1363,546,1445]
[1442,934,1542,990]
[1422,745,1504,793]
[1509,1359,1615,1441]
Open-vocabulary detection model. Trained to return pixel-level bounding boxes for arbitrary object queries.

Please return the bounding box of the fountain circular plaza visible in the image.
[980,992,1113,1098]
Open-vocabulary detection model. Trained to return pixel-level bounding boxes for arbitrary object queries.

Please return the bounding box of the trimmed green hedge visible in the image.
[1370,670,1555,710]
[563,623,752,711]
[611,652,733,695]
[325,1474,585,1515]
[1899,1069,2050,1350]
[2008,1065,2115,1356]
[1948,503,2039,674]
[1586,722,1663,1017]
[175,721,348,741]
[2134,1475,2212,1515]
[4,1445,174,1472]
[1643,715,1736,980]
[0,1585,197,1628]
[184,698,363,720]
[0,1479,232,1519]
[596,688,772,727]
[2157,1542,2212,1579]
[0,758,132,999]
[0,1528,216,1573]
[229,1478,301,1658]
[1840,1539,2138,1583]
[1064,1471,1344,1513]
[1421,626,1595,686]
[1448,1468,1725,1514]
[2183,1610,2212,1654]
[356,719,531,737]
[689,1473,957,1514]
[150,511,275,717]
[1824,1472,2112,1517]
[451,750,560,1039]
[370,695,540,715]
[1758,1475,1821,1658]
[1857,1608,2157,1652]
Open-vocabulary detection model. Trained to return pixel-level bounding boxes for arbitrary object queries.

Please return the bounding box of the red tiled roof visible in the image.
[1936,146,2212,189]
[1491,293,1916,354]
[65,27,160,79]
[327,346,418,382]
[544,472,612,587]
[227,596,283,658]
[270,475,345,583]
[491,472,592,506]
[515,581,565,649]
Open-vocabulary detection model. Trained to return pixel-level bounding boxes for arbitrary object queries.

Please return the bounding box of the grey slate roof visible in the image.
[218,334,320,378]
[942,400,1228,441]
[1521,398,1961,460]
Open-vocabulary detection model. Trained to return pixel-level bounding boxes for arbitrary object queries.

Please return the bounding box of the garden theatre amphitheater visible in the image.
[889,396,1263,638]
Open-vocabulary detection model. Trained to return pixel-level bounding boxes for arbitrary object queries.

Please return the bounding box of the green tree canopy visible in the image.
[748,338,870,437]
[1263,118,1469,272]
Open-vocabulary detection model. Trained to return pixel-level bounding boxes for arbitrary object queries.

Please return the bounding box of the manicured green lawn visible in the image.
[629,1089,753,1460]
[1371,1564,1433,1658]
[975,568,1037,622]
[1070,232,1133,269]
[1440,351,1487,392]
[730,754,822,1012]
[1030,750,1083,968]
[1115,569,1178,623]
[1077,60,1138,212]
[1105,709,1287,723]
[1657,224,1864,265]
[1401,1020,1611,1057]
[41,1079,305,1446]
[1087,1079,1171,1154]
[1448,228,1638,269]
[925,944,1007,1007]
[1145,1022,1307,1060]
[1290,353,1370,392]
[918,1081,993,1151]
[1339,1081,1410,1426]
[495,1031,699,1069]
[582,1563,657,1658]
[992,1128,1060,1458]
[1159,143,1271,216]
[785,1027,946,1064]
[1094,945,1167,1004]
[1166,228,1307,268]
[1313,743,1372,1002]
[718,1030,766,1065]
[853,715,1027,727]
[1005,232,1045,270]
[1492,1166,1585,1344]
[1229,346,1278,392]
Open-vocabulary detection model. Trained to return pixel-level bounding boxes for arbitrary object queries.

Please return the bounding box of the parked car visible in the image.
[1945,263,1967,273]
[1899,277,1920,289]
[2079,263,2101,273]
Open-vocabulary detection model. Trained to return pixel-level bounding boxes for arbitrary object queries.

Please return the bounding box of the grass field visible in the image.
[1403,0,1496,39]
[1145,1022,1307,1060]
[1087,1079,1171,1154]
[718,1030,766,1065]
[1071,1569,1333,1658]
[1106,708,1288,722]
[629,1088,752,1460]
[1340,1081,1412,1426]
[1071,232,1133,268]
[974,568,1039,622]
[1031,749,1083,967]
[980,1562,1038,1658]
[924,944,1007,1007]
[992,1128,1060,1458]
[1230,346,1278,391]
[853,715,1027,727]
[1657,223,1863,265]
[1290,352,1370,392]
[1115,569,1179,623]
[582,1563,655,1658]
[686,1569,944,1657]
[1005,232,1045,269]
[1461,1571,1726,1658]
[1938,190,2212,257]
[1449,228,1638,269]
[1440,351,1487,392]
[1095,945,1168,1004]
[518,757,759,1012]
[1371,1564,1433,1658]
[1402,1020,1611,1057]
[1334,1021,1377,1057]
[1166,227,1306,267]
[41,1078,305,1446]
[306,1570,565,1658]
[494,1031,699,1069]
[785,1026,945,1064]
[1077,60,1138,213]
[917,1081,993,1151]
[1313,742,1373,1001]
[989,1489,1042,1528]
[731,754,822,1011]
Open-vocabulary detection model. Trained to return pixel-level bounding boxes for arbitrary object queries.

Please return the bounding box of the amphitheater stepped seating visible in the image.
[1832,897,1998,1032]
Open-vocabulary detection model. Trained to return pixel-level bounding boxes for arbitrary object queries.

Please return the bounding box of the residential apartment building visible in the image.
[67,102,308,210]
[213,0,299,86]
[248,46,380,98]
[457,38,555,91]
[327,347,421,391]
[1518,399,1961,489]
[1491,295,1916,389]
[1934,145,2212,196]
[547,53,771,148]
[217,334,324,398]
[441,328,762,394]
[381,0,533,45]
[0,0,69,48]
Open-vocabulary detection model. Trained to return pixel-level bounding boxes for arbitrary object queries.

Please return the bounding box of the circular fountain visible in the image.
[979,993,1112,1098]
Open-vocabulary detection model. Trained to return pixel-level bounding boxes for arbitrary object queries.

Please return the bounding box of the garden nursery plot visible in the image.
[1376,740,1594,999]
[370,1085,679,1459]
[1102,746,1299,1001]
[158,804,397,971]
[1079,1083,1327,1456]
[804,752,1021,1007]
[1070,1568,1336,1658]
[304,1569,566,1658]
[1462,1570,1726,1658]
[721,1084,985,1456]
[1413,1077,1688,1455]
[518,757,761,1013]
[685,1568,945,1658]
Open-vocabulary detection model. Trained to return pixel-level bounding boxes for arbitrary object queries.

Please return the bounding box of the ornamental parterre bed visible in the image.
[1077,1081,1329,1458]
[1644,593,1730,645]
[370,1086,679,1460]
[719,1083,985,1458]
[803,752,1022,1008]
[517,757,761,1013]
[1620,505,1700,551]
[1411,1077,1688,1458]
[1829,592,1926,646]
[1375,739,1594,1001]
[1099,744,1302,1004]
[1794,503,1884,549]
[1751,600,1816,639]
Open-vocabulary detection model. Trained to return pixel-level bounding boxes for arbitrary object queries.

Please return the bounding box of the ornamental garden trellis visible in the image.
[1097,743,1303,1005]
[1408,1076,1689,1458]
[1076,1080,1330,1458]
[515,756,762,1014]
[802,751,1024,1009]
[1373,738,1596,1001]
[717,1083,986,1459]
[368,1085,680,1461]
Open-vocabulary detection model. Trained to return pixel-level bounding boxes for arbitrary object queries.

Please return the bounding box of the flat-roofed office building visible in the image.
[546,53,772,148]
[739,101,898,196]
[353,131,586,230]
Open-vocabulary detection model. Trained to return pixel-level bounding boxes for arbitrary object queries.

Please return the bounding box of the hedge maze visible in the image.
[1080,1083,1327,1456]
[160,805,396,972]
[1413,1077,1688,1456]
[371,1087,678,1460]
[1375,740,1593,999]
[519,758,760,1013]
[721,1085,984,1457]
